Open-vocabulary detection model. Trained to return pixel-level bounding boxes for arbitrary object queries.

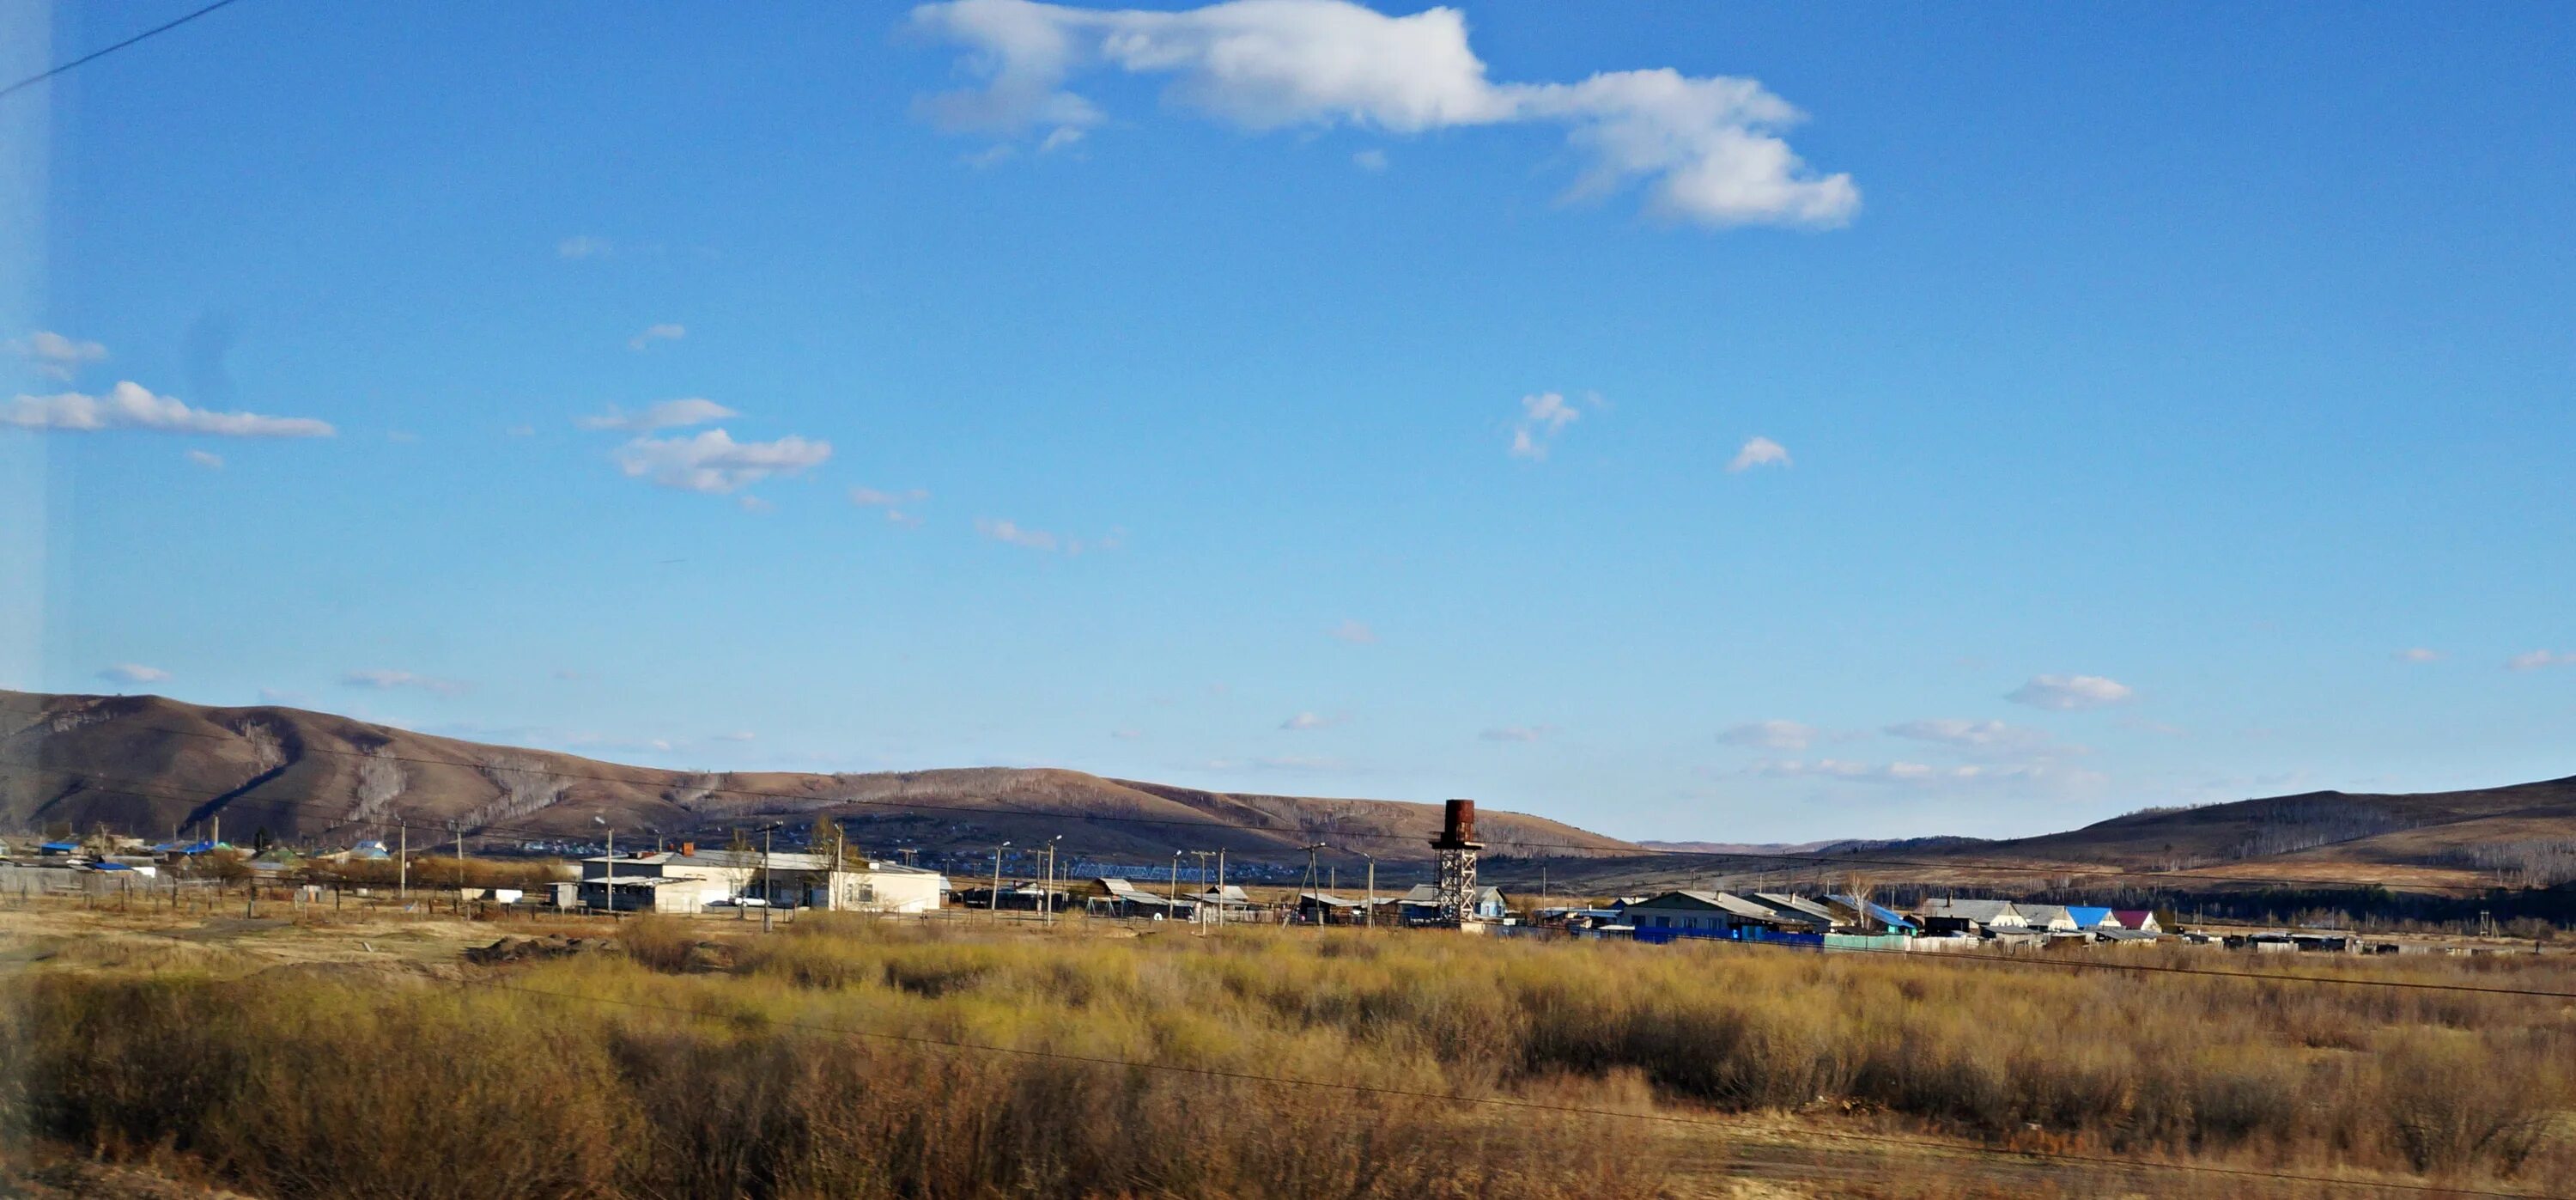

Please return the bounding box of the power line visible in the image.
[0,0,252,102]
[1,697,2544,896]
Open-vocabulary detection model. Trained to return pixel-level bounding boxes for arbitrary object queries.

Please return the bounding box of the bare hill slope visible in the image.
[0,690,1638,863]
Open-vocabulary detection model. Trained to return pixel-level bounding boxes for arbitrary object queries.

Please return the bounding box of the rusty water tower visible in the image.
[1429,798,1485,927]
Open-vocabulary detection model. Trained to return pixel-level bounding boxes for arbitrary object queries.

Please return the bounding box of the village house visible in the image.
[1084,877,1198,919]
[1393,883,1510,925]
[1623,890,1808,940]
[577,846,945,914]
[1917,898,2028,936]
[2013,904,2083,934]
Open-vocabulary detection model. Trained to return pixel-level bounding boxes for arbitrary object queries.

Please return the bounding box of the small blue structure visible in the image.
[2064,905,2117,930]
[1828,893,1921,934]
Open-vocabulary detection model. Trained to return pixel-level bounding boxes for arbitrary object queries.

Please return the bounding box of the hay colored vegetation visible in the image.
[3,914,2573,1198]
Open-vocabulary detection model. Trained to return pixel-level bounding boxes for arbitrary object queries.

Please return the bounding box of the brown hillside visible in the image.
[0,690,1637,863]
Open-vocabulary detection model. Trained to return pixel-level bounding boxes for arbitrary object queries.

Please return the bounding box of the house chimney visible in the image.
[680,841,696,856]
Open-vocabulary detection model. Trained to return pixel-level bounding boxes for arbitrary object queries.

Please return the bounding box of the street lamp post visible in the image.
[992,841,1010,918]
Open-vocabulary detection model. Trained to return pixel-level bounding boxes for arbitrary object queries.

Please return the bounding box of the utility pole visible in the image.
[453,822,465,915]
[1169,851,1181,916]
[1043,836,1061,925]
[1363,853,1376,929]
[397,823,408,904]
[992,842,1010,917]
[762,825,775,934]
[595,817,613,921]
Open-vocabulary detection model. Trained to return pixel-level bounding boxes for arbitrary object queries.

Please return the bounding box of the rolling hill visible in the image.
[0,690,1640,864]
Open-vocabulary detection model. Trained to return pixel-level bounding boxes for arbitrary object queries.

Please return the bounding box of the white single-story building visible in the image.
[577,847,947,913]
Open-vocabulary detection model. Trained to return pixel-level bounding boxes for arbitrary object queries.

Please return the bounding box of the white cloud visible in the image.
[1327,618,1376,644]
[1479,724,1547,742]
[1111,727,1145,740]
[1882,718,2053,752]
[506,423,537,437]
[854,486,932,527]
[737,495,775,514]
[715,730,757,742]
[976,517,1060,551]
[909,0,1857,228]
[1280,710,1346,730]
[1352,148,1388,171]
[851,485,930,507]
[1756,758,2050,785]
[257,687,308,705]
[628,323,687,350]
[2508,649,2572,671]
[98,663,168,685]
[1509,390,1591,460]
[1727,435,1789,472]
[185,449,224,470]
[3,381,334,437]
[1039,125,1085,153]
[578,398,738,432]
[611,429,832,495]
[1717,719,1816,751]
[557,235,612,259]
[2395,647,2442,663]
[340,669,468,697]
[7,331,107,380]
[2006,673,2135,711]
[974,517,1122,553]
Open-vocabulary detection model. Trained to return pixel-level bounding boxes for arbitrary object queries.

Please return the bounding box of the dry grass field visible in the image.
[2,900,2572,1198]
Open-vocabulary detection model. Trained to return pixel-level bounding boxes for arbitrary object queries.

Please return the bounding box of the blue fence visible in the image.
[1631,927,1825,949]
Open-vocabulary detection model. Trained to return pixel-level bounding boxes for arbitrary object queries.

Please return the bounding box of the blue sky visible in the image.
[3,1,2572,841]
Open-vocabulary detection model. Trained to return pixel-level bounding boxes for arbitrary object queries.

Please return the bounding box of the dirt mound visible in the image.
[463,934,621,965]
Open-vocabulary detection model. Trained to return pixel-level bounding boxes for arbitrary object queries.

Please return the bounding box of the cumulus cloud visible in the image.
[578,398,737,432]
[558,235,613,259]
[7,331,107,380]
[1717,719,1816,751]
[98,663,168,685]
[1509,390,1591,460]
[611,429,832,495]
[1479,724,1547,742]
[2006,674,2135,711]
[340,669,468,697]
[3,381,334,437]
[2508,650,2572,671]
[1882,718,2054,752]
[628,323,687,350]
[185,449,223,470]
[1279,711,1346,731]
[2396,647,2443,663]
[908,0,1857,228]
[1727,435,1789,472]
[1327,619,1376,644]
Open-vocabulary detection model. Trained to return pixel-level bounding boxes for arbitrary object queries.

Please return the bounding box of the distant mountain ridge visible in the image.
[0,690,1641,864]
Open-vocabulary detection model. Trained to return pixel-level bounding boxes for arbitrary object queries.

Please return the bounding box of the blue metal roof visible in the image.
[1828,893,1919,930]
[2064,905,2115,929]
